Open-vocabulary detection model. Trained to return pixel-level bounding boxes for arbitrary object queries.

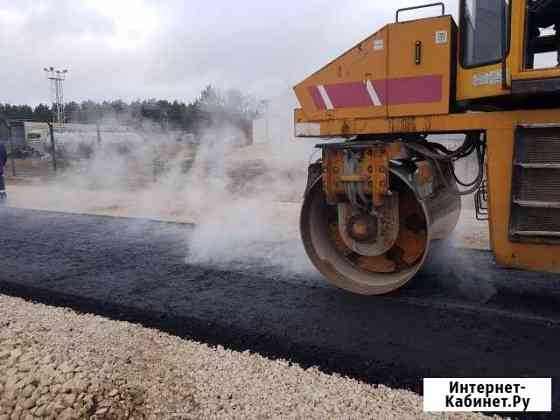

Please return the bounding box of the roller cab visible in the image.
[458,0,560,108]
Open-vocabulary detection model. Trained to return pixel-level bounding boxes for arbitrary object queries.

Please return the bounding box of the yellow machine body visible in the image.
[294,15,455,121]
[295,1,560,294]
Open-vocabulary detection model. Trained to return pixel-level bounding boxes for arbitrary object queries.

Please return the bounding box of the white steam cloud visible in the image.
[9,96,318,276]
[180,123,315,274]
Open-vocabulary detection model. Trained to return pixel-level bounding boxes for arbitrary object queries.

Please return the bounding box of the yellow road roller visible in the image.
[294,0,560,294]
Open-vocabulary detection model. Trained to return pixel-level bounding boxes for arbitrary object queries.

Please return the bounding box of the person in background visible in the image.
[0,141,7,202]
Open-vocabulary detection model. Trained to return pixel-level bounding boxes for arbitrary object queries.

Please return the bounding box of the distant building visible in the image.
[22,122,51,150]
[0,122,135,153]
[0,121,54,149]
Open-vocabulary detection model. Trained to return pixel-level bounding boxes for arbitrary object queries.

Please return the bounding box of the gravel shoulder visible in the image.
[0,295,494,420]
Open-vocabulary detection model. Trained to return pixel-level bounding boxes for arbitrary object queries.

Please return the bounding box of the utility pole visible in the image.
[48,123,57,172]
[43,67,68,126]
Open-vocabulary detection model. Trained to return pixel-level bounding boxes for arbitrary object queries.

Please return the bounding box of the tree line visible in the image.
[0,86,262,135]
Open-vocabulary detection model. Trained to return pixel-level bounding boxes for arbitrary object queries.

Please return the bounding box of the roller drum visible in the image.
[300,164,461,295]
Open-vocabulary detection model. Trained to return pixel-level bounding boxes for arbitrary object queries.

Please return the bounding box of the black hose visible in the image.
[453,142,485,187]
[402,133,486,196]
[452,142,486,195]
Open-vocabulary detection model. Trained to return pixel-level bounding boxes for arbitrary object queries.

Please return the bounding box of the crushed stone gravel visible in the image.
[0,295,499,419]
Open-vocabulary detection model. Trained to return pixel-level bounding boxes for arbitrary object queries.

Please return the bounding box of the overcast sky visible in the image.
[0,0,458,106]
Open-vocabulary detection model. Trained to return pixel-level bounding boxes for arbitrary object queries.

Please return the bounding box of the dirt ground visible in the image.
[5,183,199,223]
[4,183,490,250]
[4,159,56,180]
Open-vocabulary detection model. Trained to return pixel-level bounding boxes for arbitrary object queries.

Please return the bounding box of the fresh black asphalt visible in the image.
[1,207,560,419]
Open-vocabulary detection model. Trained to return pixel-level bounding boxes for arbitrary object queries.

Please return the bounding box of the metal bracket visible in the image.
[474,180,488,221]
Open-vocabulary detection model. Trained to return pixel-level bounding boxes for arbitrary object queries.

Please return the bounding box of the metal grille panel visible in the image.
[514,207,560,233]
[515,168,560,202]
[515,128,560,164]
[510,127,560,243]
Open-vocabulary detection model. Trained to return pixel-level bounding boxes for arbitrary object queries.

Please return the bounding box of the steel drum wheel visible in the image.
[300,176,431,295]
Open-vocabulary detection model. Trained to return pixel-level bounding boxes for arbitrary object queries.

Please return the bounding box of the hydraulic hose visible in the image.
[402,133,486,196]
